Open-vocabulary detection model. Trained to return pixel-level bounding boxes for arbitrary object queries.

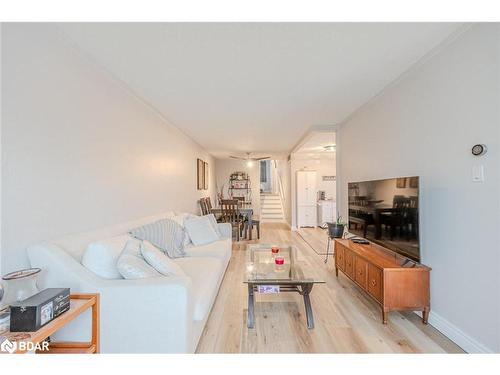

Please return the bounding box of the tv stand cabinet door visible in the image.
[355,257,368,289]
[344,250,355,279]
[367,264,383,303]
[336,244,345,271]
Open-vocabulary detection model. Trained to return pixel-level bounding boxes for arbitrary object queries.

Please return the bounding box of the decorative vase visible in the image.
[0,268,41,308]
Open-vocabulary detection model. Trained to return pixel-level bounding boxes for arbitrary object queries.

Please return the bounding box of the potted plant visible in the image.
[328,214,346,238]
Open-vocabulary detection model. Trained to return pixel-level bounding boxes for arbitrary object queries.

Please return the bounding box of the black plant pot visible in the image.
[328,223,345,238]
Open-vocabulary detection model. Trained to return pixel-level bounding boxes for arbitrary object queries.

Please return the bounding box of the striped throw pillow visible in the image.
[129,218,186,258]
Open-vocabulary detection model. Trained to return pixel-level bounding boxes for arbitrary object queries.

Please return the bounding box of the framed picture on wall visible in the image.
[204,162,209,190]
[396,177,407,188]
[409,176,419,188]
[197,159,204,190]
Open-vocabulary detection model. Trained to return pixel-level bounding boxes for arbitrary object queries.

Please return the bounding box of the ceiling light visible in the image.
[324,145,336,152]
[246,160,254,167]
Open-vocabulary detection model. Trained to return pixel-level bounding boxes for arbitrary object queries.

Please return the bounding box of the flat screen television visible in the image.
[348,177,420,261]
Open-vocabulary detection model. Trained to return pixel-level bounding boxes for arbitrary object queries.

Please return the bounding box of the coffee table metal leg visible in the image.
[302,284,314,329]
[247,284,255,328]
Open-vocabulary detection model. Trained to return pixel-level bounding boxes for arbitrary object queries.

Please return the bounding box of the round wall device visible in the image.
[472,144,487,156]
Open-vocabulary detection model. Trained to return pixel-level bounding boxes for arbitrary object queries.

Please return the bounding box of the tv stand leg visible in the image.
[382,309,388,324]
[335,267,338,277]
[422,308,430,324]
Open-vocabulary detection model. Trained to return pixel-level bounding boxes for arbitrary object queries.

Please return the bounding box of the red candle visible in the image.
[275,256,284,265]
[271,247,280,254]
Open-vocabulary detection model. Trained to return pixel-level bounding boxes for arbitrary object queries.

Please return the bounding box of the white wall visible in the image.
[291,156,336,228]
[1,24,215,273]
[337,24,500,353]
[214,158,260,215]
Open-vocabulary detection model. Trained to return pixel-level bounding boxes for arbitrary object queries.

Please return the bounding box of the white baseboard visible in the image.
[416,311,494,353]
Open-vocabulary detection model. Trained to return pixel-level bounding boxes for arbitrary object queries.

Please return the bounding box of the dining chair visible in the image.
[243,215,260,240]
[206,196,213,211]
[205,196,223,222]
[220,199,244,241]
[199,197,209,215]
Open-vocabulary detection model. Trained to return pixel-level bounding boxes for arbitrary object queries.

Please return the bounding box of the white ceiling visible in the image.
[293,131,336,160]
[295,131,336,154]
[57,23,462,157]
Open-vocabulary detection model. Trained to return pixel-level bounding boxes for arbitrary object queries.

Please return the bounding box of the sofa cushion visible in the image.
[117,238,161,279]
[141,240,186,277]
[184,238,231,262]
[81,235,131,279]
[174,257,224,321]
[129,218,186,258]
[184,215,220,246]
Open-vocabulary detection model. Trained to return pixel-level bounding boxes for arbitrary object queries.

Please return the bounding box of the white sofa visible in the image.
[26,212,232,353]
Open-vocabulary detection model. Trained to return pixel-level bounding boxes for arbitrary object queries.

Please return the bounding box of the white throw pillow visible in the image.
[206,214,222,237]
[184,215,220,246]
[170,213,198,247]
[117,238,161,279]
[170,213,196,227]
[82,235,131,279]
[141,240,186,277]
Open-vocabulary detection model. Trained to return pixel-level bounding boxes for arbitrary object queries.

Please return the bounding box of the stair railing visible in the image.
[273,160,286,206]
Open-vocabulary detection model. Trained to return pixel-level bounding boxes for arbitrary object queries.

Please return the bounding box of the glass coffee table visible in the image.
[244,244,325,329]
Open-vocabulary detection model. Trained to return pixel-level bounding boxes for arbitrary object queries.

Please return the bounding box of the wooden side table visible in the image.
[1,293,99,354]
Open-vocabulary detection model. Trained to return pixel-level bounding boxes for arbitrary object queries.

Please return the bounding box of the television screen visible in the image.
[348,177,420,261]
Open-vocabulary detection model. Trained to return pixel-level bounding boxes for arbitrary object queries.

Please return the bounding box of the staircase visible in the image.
[260,193,285,223]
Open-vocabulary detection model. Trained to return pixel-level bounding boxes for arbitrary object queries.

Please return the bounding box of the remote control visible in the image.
[352,238,370,244]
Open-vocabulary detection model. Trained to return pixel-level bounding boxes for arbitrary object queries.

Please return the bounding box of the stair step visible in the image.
[261,214,284,218]
[261,219,284,223]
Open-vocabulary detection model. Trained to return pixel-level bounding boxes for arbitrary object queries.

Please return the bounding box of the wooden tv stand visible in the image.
[334,239,430,324]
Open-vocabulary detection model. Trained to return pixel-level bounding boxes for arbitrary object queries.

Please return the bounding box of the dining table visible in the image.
[210,201,255,240]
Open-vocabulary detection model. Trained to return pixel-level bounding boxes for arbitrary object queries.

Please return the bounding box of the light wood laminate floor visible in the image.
[196,223,463,353]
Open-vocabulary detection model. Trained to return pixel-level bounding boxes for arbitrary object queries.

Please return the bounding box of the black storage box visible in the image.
[10,288,70,332]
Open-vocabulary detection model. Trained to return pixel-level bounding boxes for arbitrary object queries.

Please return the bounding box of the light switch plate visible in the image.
[472,165,484,182]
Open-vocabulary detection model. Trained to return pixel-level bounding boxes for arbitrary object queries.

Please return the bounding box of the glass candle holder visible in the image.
[274,256,284,265]
[0,268,41,308]
[271,247,280,254]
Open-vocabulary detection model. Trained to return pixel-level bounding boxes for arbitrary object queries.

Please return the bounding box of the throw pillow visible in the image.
[129,218,186,258]
[141,240,186,277]
[206,214,222,237]
[82,235,131,279]
[116,238,161,279]
[170,213,198,246]
[184,215,220,246]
